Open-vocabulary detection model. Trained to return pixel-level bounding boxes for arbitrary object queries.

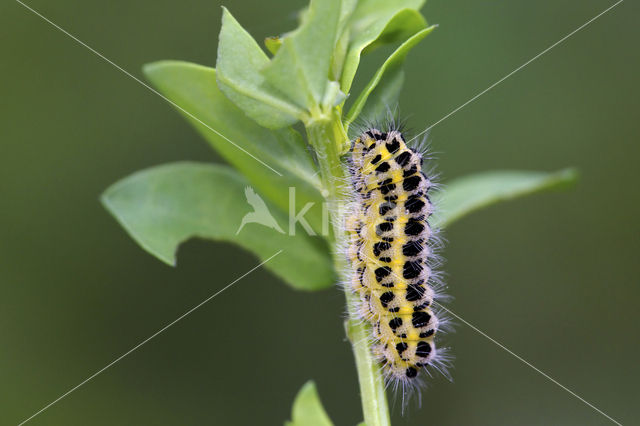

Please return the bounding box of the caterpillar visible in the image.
[346,125,449,395]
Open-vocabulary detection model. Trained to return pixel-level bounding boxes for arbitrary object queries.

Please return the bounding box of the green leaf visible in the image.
[330,0,358,80]
[262,0,342,111]
[265,36,283,55]
[102,162,335,291]
[349,0,425,30]
[285,381,334,426]
[143,61,326,233]
[339,0,359,28]
[361,7,428,53]
[216,8,303,129]
[432,169,579,229]
[341,2,426,93]
[345,26,435,127]
[330,27,350,82]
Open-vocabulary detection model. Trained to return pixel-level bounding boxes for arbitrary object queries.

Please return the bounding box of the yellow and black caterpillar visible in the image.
[347,127,446,388]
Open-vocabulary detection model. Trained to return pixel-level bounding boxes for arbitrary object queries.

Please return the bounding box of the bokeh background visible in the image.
[2,0,638,424]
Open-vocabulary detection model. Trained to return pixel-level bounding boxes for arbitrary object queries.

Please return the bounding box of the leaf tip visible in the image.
[99,182,178,269]
[99,187,116,217]
[549,167,580,191]
[141,60,171,80]
[560,167,580,183]
[287,380,333,426]
[299,379,317,392]
[141,61,157,76]
[220,5,235,23]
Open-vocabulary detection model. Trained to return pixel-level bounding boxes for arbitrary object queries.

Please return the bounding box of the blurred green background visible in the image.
[2,0,638,424]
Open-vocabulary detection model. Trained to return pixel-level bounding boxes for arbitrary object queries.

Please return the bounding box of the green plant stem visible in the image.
[306,114,391,426]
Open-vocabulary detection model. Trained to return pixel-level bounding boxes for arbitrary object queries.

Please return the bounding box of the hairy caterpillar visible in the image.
[346,126,449,395]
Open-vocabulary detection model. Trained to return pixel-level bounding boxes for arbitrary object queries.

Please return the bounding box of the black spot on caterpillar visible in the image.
[346,125,450,396]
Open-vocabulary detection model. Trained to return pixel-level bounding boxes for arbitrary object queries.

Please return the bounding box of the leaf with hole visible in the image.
[102,162,335,291]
